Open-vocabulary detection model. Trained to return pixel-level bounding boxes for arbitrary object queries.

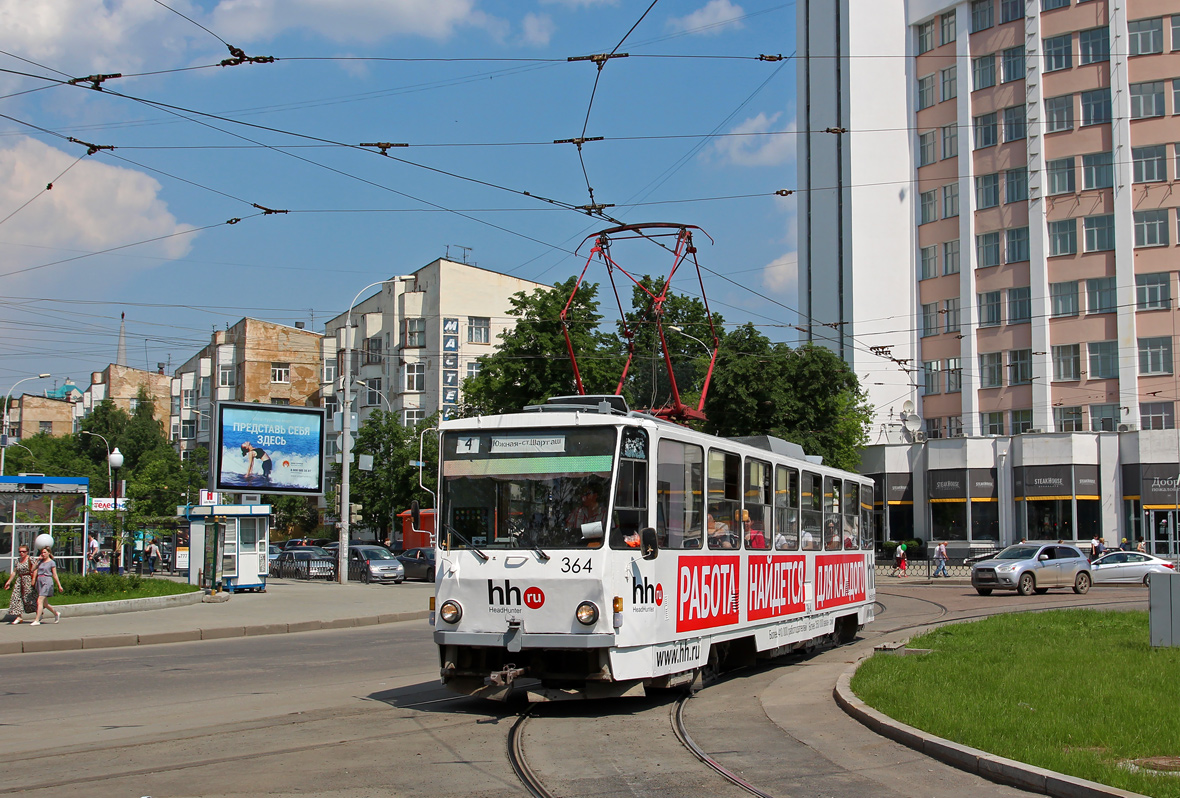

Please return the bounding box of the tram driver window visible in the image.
[656,439,703,549]
[707,449,741,549]
[611,428,648,549]
[801,473,823,551]
[860,483,874,549]
[774,466,799,550]
[843,479,859,550]
[824,477,843,551]
[744,459,771,550]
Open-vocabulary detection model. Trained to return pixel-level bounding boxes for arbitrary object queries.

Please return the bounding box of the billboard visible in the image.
[214,402,325,495]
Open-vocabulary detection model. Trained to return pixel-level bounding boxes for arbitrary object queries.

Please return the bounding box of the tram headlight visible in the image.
[439,600,463,624]
[575,601,599,626]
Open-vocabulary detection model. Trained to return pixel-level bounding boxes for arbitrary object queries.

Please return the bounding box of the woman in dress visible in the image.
[31,547,64,625]
[4,544,36,624]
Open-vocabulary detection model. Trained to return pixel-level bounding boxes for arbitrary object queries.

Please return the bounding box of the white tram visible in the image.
[431,396,876,701]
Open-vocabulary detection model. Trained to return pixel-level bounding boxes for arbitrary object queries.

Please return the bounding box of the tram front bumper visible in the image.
[434,630,615,649]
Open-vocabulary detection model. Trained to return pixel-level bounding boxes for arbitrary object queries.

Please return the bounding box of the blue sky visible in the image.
[0,0,799,398]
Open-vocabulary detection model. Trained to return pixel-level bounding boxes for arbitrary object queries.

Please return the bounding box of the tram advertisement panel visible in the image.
[814,553,867,610]
[676,555,741,632]
[747,555,807,621]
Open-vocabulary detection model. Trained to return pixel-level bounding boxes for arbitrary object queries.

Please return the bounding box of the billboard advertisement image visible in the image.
[214,402,325,495]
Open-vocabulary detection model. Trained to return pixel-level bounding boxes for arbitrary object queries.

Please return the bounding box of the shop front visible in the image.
[1015,465,1099,542]
[927,468,1000,544]
[1124,463,1180,556]
[870,472,913,545]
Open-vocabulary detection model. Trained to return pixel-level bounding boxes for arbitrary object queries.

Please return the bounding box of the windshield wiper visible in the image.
[441,523,488,561]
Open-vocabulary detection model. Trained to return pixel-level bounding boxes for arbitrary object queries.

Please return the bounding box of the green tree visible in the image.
[269,495,321,538]
[461,276,622,415]
[704,325,872,471]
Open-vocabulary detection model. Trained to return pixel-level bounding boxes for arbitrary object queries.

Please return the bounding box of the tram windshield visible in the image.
[440,427,617,550]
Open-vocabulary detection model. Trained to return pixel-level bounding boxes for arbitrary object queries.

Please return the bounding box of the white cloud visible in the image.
[667,0,744,35]
[710,111,795,167]
[0,137,194,285]
[521,12,556,47]
[761,252,796,294]
[210,0,501,44]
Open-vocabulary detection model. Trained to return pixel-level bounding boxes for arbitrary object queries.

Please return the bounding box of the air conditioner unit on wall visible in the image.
[1117,423,1138,433]
[913,431,928,443]
[1026,428,1043,434]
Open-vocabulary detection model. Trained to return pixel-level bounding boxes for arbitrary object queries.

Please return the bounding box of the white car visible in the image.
[1089,551,1176,585]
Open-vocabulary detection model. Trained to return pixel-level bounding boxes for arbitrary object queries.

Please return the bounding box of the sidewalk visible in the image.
[0,578,436,655]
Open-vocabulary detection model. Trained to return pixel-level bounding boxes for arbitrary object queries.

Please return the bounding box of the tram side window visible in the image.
[656,439,703,550]
[612,428,648,549]
[707,449,741,549]
[824,477,843,550]
[774,465,799,550]
[744,459,771,550]
[843,479,859,550]
[860,483,874,549]
[801,472,823,550]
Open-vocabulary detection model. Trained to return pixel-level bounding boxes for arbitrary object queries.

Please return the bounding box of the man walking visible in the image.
[933,540,948,578]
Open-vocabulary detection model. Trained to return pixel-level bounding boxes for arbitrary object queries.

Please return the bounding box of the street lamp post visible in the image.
[1,373,51,476]
[109,448,124,574]
[80,430,114,496]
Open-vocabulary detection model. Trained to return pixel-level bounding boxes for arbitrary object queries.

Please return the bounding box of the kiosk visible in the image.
[179,503,272,593]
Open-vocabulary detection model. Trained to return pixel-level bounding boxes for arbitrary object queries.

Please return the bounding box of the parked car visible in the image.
[268,544,282,564]
[971,543,1091,596]
[396,547,436,582]
[282,538,313,550]
[350,546,405,584]
[271,550,334,579]
[1090,551,1176,585]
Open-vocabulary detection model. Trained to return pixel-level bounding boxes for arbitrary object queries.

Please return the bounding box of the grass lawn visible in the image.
[4,572,200,606]
[851,610,1180,797]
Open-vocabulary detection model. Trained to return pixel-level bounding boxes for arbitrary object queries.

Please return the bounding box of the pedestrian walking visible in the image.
[891,542,907,577]
[145,539,162,575]
[31,548,64,625]
[4,544,37,623]
[933,541,948,578]
[87,533,100,570]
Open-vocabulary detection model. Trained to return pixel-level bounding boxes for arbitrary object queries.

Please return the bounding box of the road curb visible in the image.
[3,610,431,655]
[833,650,1147,798]
[59,591,203,617]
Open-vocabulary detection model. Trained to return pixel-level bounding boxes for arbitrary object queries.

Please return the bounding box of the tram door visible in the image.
[1147,510,1178,557]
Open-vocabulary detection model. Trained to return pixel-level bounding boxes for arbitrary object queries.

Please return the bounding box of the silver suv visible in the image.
[971,544,1091,596]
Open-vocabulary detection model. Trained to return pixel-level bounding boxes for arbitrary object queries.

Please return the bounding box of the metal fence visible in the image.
[270,557,336,580]
[874,556,976,579]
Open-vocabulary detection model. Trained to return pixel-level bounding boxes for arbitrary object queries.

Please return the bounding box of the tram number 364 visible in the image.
[560,557,593,574]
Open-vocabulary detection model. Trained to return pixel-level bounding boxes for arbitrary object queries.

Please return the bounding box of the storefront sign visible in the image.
[1016,466,1073,498]
[969,468,997,500]
[927,469,966,501]
[885,473,913,504]
[1074,465,1099,498]
[1138,463,1180,508]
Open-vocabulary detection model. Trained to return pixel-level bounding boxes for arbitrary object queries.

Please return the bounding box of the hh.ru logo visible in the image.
[487,580,545,609]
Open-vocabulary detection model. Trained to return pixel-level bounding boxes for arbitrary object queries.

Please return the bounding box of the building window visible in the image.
[947,416,963,437]
[917,74,936,110]
[1053,344,1081,381]
[1134,210,1170,248]
[1046,157,1075,195]
[1006,227,1030,263]
[918,131,937,166]
[971,0,994,32]
[271,398,290,406]
[129,397,139,413]
[945,358,962,392]
[972,55,996,90]
[405,317,426,348]
[1001,45,1024,83]
[1011,409,1034,435]
[1078,26,1109,63]
[1008,286,1031,323]
[941,124,958,158]
[404,362,425,393]
[1044,34,1072,72]
[942,11,957,45]
[1088,341,1118,379]
[1041,0,1068,9]
[1174,79,1180,114]
[923,361,941,394]
[403,408,426,427]
[181,419,196,439]
[1080,88,1111,126]
[1055,407,1084,432]
[1003,105,1026,141]
[1082,152,1113,189]
[1137,273,1171,310]
[926,417,945,439]
[1174,15,1180,51]
[976,173,1000,208]
[1128,18,1163,56]
[468,316,491,344]
[922,303,940,337]
[981,412,1005,436]
[365,336,382,365]
[182,388,194,409]
[1139,337,1174,375]
[943,240,961,274]
[1130,82,1165,119]
[977,231,1001,268]
[1048,219,1077,256]
[366,378,383,407]
[324,397,338,417]
[37,420,52,434]
[199,376,210,398]
[466,361,482,379]
[980,352,1004,387]
[171,395,181,416]
[944,297,961,333]
[1141,402,1175,430]
[919,190,937,224]
[916,19,935,53]
[1002,0,1024,22]
[943,183,959,217]
[979,291,1003,326]
[198,412,210,432]
[941,66,957,101]
[218,364,235,387]
[973,113,997,149]
[271,363,290,384]
[1087,277,1116,314]
[322,358,336,385]
[1083,214,1115,252]
[1045,95,1074,132]
[920,246,938,279]
[1132,145,1167,183]
[1005,167,1028,203]
[1009,349,1033,385]
[1051,281,1079,316]
[1090,404,1119,431]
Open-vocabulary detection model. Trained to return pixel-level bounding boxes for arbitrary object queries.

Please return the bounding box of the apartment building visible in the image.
[77,365,171,429]
[4,395,75,440]
[800,0,1180,553]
